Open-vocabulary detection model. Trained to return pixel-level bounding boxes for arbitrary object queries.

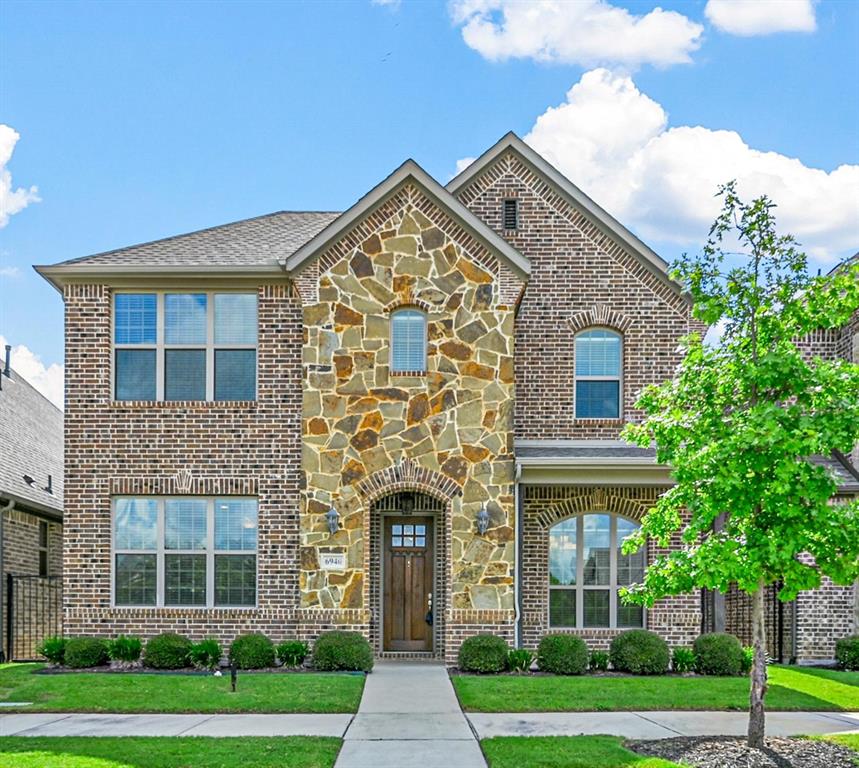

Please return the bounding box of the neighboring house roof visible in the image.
[284,159,531,280]
[35,211,341,290]
[447,132,682,296]
[0,368,63,519]
[827,251,858,276]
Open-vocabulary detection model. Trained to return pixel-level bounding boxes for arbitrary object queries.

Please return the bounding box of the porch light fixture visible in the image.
[325,507,340,535]
[476,505,490,536]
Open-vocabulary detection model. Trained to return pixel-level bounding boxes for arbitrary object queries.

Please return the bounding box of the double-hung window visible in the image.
[549,514,645,629]
[113,497,258,608]
[114,292,257,401]
[390,308,427,373]
[574,328,621,419]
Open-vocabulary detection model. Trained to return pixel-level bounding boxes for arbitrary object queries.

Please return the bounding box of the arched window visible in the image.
[574,328,621,418]
[549,514,645,628]
[390,309,427,373]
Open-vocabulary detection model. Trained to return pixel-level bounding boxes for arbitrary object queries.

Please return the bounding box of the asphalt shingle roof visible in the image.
[55,211,341,268]
[0,369,63,517]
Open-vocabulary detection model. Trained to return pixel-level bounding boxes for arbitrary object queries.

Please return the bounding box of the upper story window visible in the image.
[574,328,621,419]
[112,496,258,608]
[390,308,427,373]
[114,292,257,402]
[549,513,645,629]
[503,198,519,230]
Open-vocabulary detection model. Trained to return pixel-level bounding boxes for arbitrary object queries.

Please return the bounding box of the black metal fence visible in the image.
[5,574,62,661]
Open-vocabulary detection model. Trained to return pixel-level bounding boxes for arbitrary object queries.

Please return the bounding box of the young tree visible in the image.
[621,183,859,748]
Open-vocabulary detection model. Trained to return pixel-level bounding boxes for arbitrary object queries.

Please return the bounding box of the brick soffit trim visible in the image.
[354,457,462,504]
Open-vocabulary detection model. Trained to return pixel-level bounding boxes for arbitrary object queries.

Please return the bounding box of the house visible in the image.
[36,133,857,664]
[0,346,64,661]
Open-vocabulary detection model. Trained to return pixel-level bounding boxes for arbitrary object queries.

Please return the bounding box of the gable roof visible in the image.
[448,132,680,293]
[0,368,63,519]
[36,211,340,290]
[284,159,530,280]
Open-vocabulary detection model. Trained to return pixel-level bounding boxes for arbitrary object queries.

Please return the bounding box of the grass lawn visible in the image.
[481,736,682,768]
[0,663,364,713]
[454,666,859,712]
[0,737,341,768]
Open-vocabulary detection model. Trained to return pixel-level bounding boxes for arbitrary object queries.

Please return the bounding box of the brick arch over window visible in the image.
[535,488,652,530]
[383,298,433,314]
[568,305,634,335]
[354,458,463,504]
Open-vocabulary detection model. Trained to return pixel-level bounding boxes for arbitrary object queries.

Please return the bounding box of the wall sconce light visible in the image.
[325,507,340,535]
[476,505,490,536]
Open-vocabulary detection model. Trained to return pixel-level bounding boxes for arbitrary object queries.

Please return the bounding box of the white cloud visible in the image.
[0,266,21,279]
[520,69,859,261]
[0,125,40,228]
[449,0,703,68]
[705,0,816,36]
[0,335,64,410]
[371,0,400,7]
[455,156,477,176]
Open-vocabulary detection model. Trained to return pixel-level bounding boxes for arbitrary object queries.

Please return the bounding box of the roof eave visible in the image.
[283,159,530,280]
[448,132,686,298]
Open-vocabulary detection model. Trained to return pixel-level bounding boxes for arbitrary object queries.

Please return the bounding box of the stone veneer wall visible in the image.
[295,183,522,661]
[520,485,701,650]
[455,151,703,441]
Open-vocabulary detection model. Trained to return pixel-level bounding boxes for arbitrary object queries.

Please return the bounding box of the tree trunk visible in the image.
[748,581,768,748]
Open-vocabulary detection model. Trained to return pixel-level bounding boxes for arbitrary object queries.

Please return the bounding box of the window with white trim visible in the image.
[549,514,644,628]
[113,497,258,607]
[574,328,621,419]
[390,308,427,373]
[113,292,257,401]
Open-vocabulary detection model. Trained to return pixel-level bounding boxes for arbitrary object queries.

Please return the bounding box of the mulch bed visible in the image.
[628,736,856,768]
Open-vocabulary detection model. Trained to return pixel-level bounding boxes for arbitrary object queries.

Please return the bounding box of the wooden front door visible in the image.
[383,516,434,652]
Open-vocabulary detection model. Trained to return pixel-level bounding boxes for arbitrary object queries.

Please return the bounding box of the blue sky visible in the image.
[1,0,857,405]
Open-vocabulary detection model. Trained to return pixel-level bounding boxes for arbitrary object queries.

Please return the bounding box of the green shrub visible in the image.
[458,634,508,673]
[609,629,669,675]
[536,634,588,675]
[64,636,109,668]
[740,646,754,674]
[507,648,534,673]
[106,635,142,663]
[276,640,309,668]
[672,647,696,674]
[693,633,744,676]
[229,634,275,669]
[312,631,373,672]
[189,638,223,670]
[835,635,859,671]
[589,650,609,672]
[37,636,66,665]
[144,633,192,669]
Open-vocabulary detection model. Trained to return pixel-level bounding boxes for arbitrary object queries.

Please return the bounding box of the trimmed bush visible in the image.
[190,638,223,670]
[276,640,309,668]
[693,632,744,676]
[458,634,509,673]
[144,633,192,669]
[672,647,696,674]
[507,648,534,673]
[106,635,142,663]
[836,635,859,671]
[589,650,609,672]
[537,634,588,675]
[609,629,669,675]
[230,633,275,669]
[740,646,754,674]
[37,635,66,665]
[312,631,373,672]
[64,636,109,668]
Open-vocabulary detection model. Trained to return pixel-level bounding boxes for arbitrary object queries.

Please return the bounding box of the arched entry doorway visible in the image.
[370,491,445,655]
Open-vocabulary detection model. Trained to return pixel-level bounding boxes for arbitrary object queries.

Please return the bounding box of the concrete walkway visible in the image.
[335,661,486,768]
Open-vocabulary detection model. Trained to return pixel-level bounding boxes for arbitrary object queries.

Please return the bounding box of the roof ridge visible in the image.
[52,210,342,267]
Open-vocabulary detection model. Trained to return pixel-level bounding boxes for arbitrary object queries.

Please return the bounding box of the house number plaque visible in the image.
[320,553,347,571]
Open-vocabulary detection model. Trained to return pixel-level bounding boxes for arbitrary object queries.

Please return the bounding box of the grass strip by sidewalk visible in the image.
[0,736,342,768]
[454,666,859,712]
[0,663,364,713]
[481,736,681,767]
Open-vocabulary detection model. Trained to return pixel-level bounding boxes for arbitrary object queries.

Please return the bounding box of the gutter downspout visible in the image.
[0,499,14,663]
[514,463,522,649]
